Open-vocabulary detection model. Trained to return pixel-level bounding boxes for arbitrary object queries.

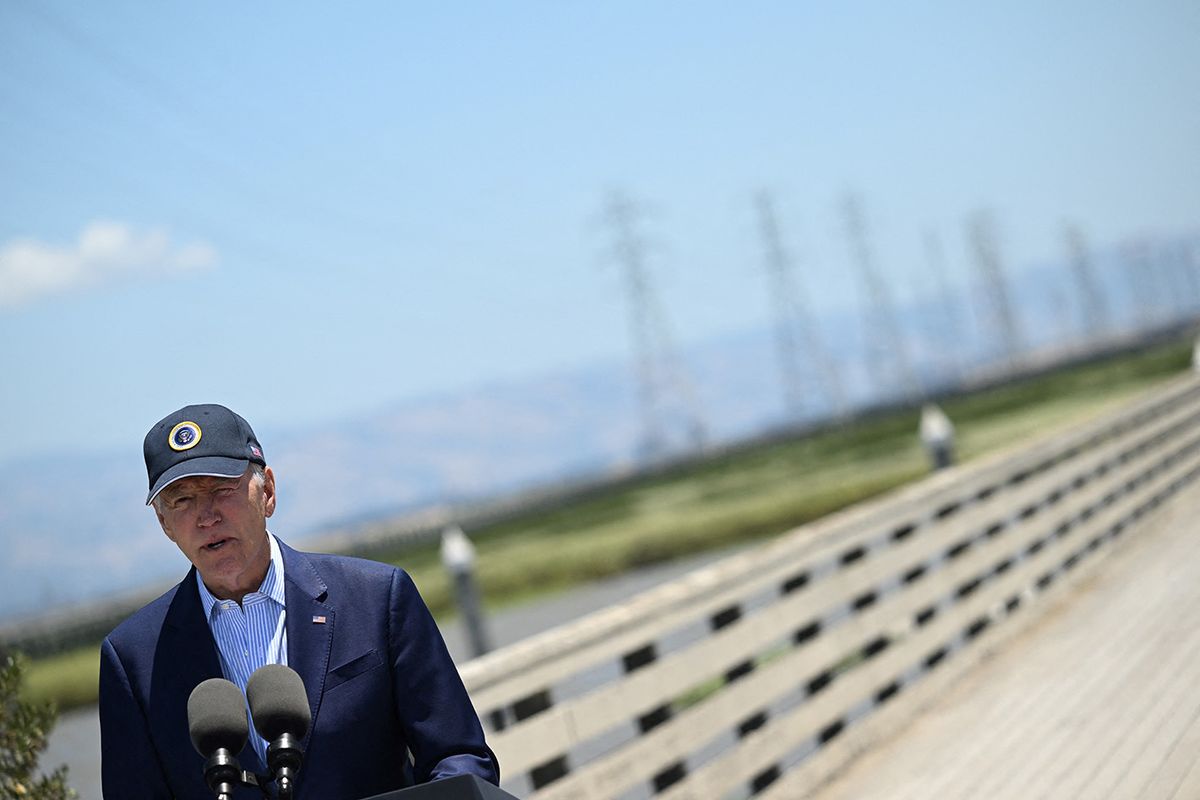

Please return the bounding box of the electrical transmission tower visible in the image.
[1120,238,1160,331]
[921,230,965,382]
[1063,222,1111,341]
[603,191,707,461]
[842,193,919,402]
[1173,239,1200,314]
[755,191,846,421]
[967,210,1023,364]
[1159,240,1196,320]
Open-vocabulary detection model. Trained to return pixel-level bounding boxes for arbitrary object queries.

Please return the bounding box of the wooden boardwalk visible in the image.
[808,483,1200,800]
[464,376,1200,800]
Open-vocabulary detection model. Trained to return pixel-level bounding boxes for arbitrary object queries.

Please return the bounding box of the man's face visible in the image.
[155,466,276,602]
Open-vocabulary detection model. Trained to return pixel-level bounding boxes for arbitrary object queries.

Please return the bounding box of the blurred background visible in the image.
[3,0,1198,621]
[2,1,1200,796]
[1,1,1198,795]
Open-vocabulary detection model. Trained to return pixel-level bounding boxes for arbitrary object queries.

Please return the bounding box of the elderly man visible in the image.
[98,404,499,799]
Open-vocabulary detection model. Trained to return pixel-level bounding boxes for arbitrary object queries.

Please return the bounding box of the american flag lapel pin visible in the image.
[312,615,327,624]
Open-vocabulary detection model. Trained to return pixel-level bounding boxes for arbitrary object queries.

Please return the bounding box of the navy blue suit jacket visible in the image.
[99,539,499,799]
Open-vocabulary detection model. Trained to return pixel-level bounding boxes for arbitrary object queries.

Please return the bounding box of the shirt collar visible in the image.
[196,531,287,618]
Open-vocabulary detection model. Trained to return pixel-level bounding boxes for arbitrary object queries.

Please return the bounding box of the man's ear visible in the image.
[262,466,277,518]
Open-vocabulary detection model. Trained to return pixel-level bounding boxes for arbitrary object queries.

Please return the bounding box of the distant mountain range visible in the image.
[2,246,1195,622]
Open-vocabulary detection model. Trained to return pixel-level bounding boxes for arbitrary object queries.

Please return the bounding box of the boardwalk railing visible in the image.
[460,375,1200,799]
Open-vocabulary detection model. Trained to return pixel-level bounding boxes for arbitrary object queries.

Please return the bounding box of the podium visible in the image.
[360,774,520,799]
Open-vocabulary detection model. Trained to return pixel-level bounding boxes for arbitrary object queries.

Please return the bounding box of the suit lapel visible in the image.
[161,567,223,686]
[154,569,272,776]
[281,541,335,746]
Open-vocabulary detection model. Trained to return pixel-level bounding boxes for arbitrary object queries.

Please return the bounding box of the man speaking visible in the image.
[99,404,499,798]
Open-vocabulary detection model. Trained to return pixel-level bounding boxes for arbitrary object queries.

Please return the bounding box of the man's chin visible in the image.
[197,556,245,586]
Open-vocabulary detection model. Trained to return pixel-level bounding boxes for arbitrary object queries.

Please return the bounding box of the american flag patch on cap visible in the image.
[312,615,327,624]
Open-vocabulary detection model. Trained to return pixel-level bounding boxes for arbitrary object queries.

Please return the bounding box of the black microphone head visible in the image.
[246,664,311,741]
[187,678,249,756]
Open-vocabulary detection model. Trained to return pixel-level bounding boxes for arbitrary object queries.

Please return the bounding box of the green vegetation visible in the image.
[2,654,75,798]
[23,338,1195,711]
[394,341,1192,619]
[19,648,100,712]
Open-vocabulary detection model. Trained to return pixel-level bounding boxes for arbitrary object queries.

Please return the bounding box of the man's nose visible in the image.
[197,497,220,526]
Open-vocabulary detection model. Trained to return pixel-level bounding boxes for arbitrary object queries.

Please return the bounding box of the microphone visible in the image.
[188,678,250,800]
[246,665,311,800]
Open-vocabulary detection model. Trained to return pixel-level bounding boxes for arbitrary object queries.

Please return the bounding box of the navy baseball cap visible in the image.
[144,404,266,505]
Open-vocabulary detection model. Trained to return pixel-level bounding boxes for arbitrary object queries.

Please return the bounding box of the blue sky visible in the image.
[1,1,1198,465]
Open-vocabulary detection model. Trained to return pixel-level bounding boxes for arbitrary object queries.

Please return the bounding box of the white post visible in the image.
[919,403,956,470]
[441,526,492,659]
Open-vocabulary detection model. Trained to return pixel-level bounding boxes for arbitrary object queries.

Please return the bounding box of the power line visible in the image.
[842,192,918,402]
[755,190,845,420]
[1062,222,1110,341]
[3,1,410,260]
[1171,238,1200,315]
[1120,238,1161,331]
[967,209,1023,364]
[0,85,339,280]
[602,190,706,461]
[921,229,965,382]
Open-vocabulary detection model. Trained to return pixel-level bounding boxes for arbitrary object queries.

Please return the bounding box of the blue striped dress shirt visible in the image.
[196,532,288,766]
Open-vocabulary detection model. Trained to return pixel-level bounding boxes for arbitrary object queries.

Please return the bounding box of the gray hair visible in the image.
[248,462,266,488]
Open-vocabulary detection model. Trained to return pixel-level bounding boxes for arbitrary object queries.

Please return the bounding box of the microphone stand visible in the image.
[202,748,243,800]
[201,751,274,800]
[265,733,304,799]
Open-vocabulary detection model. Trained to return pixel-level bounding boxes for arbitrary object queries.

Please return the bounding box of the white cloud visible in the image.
[0,221,218,309]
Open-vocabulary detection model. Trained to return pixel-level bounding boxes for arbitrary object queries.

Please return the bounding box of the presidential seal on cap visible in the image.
[168,421,202,451]
[144,404,266,505]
